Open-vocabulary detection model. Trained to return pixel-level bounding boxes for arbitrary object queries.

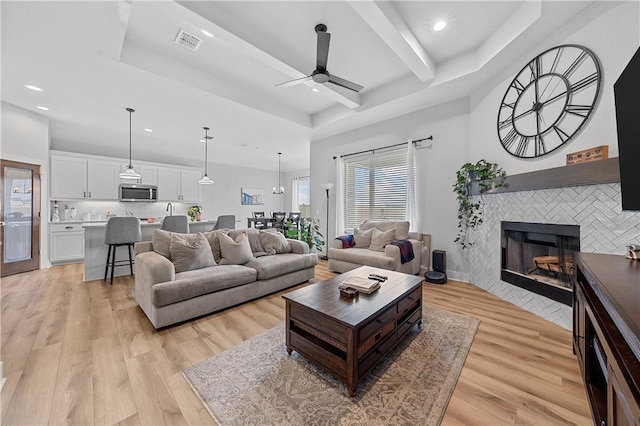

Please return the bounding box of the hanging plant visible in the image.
[453,160,506,249]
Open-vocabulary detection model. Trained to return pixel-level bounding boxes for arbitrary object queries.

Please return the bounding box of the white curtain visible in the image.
[291,177,299,211]
[405,139,417,231]
[335,156,345,237]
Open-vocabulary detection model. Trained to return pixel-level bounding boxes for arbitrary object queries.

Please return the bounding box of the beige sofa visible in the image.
[135,228,317,328]
[328,220,430,275]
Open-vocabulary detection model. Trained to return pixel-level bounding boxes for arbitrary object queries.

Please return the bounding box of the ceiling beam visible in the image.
[177,1,361,109]
[349,1,436,82]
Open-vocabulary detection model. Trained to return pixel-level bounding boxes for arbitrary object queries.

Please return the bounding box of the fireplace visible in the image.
[501,222,580,306]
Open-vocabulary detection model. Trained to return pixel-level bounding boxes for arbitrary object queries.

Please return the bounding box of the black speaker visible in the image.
[433,250,446,273]
[425,250,447,284]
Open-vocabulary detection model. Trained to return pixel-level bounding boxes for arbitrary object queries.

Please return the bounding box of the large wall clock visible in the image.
[497,44,601,158]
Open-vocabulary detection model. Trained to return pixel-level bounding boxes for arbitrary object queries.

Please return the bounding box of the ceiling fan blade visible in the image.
[328,74,364,92]
[275,75,313,88]
[316,31,330,72]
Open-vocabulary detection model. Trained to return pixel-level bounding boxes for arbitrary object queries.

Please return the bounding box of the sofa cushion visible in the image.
[328,247,395,270]
[202,229,230,263]
[229,228,266,254]
[219,232,254,265]
[354,228,373,248]
[169,233,216,273]
[361,220,410,240]
[369,228,396,252]
[152,265,257,307]
[152,229,174,259]
[259,230,291,254]
[245,253,318,280]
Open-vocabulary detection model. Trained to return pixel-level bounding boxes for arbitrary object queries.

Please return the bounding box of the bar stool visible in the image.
[161,215,189,233]
[104,217,142,285]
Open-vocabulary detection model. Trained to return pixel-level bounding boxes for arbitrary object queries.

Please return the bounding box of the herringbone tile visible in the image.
[470,183,640,329]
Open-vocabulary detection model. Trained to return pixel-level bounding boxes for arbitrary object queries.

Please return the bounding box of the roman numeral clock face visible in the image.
[497,45,601,158]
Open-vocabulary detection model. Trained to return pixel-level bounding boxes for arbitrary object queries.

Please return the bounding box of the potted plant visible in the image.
[187,205,202,221]
[453,160,506,249]
[285,217,325,253]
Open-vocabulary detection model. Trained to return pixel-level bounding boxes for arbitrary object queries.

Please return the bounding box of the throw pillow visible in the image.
[259,230,291,255]
[202,229,230,263]
[353,228,373,248]
[169,233,216,273]
[152,229,174,259]
[369,228,396,252]
[218,232,254,265]
[229,228,265,253]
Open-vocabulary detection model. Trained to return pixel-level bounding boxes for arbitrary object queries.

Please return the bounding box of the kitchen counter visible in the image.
[82,219,217,282]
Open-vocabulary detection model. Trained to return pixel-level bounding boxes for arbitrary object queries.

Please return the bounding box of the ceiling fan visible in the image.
[276,24,364,93]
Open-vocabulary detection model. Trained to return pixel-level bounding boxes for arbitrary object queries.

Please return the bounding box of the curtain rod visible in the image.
[332,136,433,160]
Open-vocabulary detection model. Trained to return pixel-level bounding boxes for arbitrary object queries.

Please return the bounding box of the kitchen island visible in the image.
[82,219,216,282]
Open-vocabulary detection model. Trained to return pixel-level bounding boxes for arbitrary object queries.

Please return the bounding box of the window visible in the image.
[293,176,310,217]
[343,149,414,229]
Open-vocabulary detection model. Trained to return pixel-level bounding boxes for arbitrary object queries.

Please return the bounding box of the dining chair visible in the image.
[287,212,301,232]
[252,211,266,229]
[271,211,286,233]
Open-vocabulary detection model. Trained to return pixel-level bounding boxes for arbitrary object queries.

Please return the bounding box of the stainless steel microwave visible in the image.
[119,184,158,202]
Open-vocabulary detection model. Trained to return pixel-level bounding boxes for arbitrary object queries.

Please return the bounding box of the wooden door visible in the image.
[1,160,41,276]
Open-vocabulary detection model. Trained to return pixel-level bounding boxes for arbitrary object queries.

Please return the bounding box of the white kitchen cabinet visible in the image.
[157,167,181,201]
[180,169,201,203]
[50,155,87,199]
[157,167,201,202]
[49,223,84,264]
[87,159,120,199]
[50,154,120,200]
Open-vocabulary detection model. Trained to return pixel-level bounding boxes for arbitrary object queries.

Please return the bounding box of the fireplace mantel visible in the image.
[470,157,620,195]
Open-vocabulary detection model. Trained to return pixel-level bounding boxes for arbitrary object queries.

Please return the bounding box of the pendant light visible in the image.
[119,107,141,180]
[273,152,285,194]
[198,127,214,185]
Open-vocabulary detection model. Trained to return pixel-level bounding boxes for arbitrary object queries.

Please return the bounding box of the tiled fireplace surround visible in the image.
[469,182,640,329]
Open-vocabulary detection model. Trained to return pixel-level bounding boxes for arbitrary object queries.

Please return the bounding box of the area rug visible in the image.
[183,306,479,426]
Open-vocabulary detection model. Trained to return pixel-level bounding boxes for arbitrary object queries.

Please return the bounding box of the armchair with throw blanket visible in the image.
[328,220,430,275]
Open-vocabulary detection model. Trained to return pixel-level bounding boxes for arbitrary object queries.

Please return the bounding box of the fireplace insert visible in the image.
[501,221,580,306]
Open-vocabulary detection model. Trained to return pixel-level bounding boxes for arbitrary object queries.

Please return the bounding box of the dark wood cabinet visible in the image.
[574,253,640,426]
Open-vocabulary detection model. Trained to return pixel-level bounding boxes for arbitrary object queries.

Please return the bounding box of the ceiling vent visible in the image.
[175,29,202,51]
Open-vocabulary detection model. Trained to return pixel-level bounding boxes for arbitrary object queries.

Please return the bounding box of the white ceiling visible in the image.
[1,0,605,172]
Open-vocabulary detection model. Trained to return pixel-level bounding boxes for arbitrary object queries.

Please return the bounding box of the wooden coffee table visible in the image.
[282,266,423,396]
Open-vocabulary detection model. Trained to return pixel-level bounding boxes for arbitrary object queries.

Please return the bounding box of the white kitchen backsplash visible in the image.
[49,200,200,222]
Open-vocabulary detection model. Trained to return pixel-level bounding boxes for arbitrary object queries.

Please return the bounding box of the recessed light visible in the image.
[311,88,319,93]
[36,105,49,111]
[144,128,153,132]
[25,84,43,92]
[202,29,213,37]
[433,21,447,32]
[238,143,248,147]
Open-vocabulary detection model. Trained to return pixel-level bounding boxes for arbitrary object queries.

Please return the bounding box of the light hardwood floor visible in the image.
[1,261,591,425]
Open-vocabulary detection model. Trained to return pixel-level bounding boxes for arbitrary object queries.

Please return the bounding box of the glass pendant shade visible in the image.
[119,108,141,180]
[199,126,214,185]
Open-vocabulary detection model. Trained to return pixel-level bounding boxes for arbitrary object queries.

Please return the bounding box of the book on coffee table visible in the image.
[339,277,381,294]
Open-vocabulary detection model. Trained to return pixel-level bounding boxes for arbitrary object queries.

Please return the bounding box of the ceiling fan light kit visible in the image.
[198,126,214,185]
[273,152,284,195]
[276,23,364,93]
[119,107,142,180]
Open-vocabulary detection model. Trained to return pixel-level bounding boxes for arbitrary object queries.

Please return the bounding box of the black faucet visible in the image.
[166,202,173,216]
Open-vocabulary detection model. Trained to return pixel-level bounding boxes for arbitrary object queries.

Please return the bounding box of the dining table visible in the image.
[247,217,276,228]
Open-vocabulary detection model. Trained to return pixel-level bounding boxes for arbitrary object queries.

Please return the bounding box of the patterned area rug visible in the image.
[183,306,479,426]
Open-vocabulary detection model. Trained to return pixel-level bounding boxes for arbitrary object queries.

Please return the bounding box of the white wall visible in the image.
[199,162,287,227]
[469,1,640,175]
[310,98,471,280]
[1,102,51,268]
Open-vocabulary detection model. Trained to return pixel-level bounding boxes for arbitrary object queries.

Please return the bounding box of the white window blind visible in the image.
[343,149,415,229]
